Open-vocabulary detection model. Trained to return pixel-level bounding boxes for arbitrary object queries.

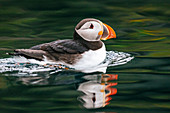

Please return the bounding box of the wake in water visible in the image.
[0,51,134,75]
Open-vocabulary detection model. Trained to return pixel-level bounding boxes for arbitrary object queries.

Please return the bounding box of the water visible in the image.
[0,0,170,113]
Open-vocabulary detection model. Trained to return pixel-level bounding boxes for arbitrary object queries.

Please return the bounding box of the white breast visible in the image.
[72,42,106,72]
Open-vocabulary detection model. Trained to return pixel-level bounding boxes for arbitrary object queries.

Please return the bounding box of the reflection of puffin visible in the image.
[12,18,116,72]
[77,74,118,109]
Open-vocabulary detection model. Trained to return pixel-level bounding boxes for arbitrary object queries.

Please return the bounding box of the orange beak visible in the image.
[100,23,116,40]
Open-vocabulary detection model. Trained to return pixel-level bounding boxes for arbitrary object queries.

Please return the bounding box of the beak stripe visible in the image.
[100,23,116,40]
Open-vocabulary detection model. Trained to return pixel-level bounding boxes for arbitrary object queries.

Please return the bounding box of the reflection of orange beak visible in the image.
[100,23,116,40]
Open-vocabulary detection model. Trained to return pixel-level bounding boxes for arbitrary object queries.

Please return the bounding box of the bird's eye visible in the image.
[89,24,94,29]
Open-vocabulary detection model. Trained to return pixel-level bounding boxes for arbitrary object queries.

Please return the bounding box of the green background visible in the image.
[0,0,169,113]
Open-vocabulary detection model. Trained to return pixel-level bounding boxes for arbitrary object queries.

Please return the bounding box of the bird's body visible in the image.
[12,18,116,73]
[71,42,106,71]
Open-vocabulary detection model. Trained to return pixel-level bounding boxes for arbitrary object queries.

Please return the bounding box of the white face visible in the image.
[76,21,103,41]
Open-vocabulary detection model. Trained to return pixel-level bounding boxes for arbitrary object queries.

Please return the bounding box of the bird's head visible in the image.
[74,18,116,41]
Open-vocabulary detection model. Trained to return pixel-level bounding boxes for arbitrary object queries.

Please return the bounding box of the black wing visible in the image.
[30,39,88,54]
[13,39,88,62]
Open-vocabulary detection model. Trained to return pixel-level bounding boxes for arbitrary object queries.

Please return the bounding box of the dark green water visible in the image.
[0,0,170,113]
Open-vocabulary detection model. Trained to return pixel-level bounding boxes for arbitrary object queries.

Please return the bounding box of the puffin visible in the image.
[12,18,116,72]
